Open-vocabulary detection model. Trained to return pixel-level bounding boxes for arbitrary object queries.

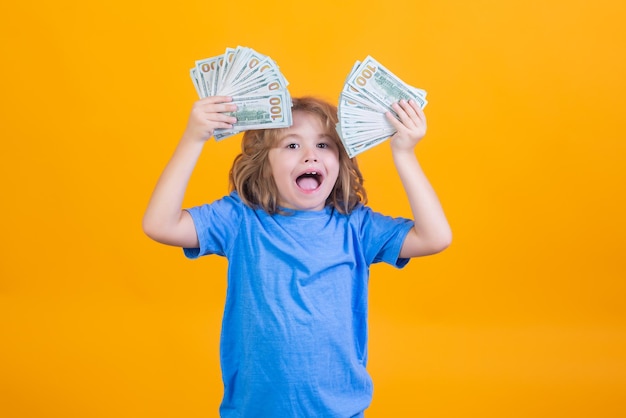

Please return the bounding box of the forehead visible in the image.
[291,110,326,130]
[277,110,328,139]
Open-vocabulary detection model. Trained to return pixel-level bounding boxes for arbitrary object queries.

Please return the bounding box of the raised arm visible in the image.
[386,99,452,258]
[142,96,237,247]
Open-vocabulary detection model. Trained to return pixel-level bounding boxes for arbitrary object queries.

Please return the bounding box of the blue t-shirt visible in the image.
[184,192,413,418]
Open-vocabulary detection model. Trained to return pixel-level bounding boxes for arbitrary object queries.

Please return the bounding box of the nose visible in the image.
[303,145,318,163]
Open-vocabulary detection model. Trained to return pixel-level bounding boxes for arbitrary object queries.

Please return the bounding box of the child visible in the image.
[143,95,451,417]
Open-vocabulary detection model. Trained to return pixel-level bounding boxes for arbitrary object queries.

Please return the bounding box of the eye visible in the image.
[287,143,299,149]
[319,141,338,151]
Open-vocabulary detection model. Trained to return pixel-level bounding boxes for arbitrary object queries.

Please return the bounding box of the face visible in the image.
[268,111,340,212]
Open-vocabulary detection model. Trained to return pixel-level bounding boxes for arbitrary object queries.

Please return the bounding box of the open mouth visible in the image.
[295,171,323,191]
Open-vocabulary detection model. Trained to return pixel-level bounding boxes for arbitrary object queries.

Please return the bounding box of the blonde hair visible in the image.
[229,96,367,214]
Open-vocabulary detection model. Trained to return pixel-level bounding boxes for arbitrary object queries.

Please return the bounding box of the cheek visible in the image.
[330,154,341,174]
[267,161,292,190]
[328,164,341,187]
[266,152,282,177]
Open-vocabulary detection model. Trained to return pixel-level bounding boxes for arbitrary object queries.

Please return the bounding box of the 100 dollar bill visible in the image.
[346,56,427,110]
[213,91,292,141]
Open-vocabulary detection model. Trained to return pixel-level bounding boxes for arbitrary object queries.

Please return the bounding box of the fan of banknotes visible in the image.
[190,46,293,141]
[336,56,428,157]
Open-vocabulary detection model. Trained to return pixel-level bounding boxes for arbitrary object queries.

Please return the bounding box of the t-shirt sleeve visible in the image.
[358,206,414,268]
[182,193,243,259]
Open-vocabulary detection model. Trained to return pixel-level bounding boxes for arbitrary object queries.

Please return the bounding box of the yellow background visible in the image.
[1,0,625,416]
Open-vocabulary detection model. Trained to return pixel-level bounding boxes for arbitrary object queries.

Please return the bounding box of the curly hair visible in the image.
[228,96,367,214]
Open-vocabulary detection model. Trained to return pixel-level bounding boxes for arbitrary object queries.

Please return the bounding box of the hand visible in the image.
[183,96,237,142]
[386,99,427,153]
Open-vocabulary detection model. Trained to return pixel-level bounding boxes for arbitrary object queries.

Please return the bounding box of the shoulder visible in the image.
[348,204,413,234]
[210,191,246,209]
[186,191,247,224]
[345,203,393,223]
[220,190,244,206]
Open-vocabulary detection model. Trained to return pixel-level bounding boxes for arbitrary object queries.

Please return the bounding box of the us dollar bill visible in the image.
[190,46,293,140]
[346,56,427,110]
[337,56,428,157]
[213,91,293,141]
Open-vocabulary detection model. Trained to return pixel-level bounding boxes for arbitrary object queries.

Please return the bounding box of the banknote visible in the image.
[337,56,428,157]
[345,56,427,109]
[213,91,293,140]
[190,46,293,141]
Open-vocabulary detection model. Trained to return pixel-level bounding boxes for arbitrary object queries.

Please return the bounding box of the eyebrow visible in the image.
[279,133,332,142]
[279,133,332,141]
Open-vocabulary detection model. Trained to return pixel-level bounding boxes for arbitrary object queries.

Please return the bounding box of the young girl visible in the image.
[143,95,451,417]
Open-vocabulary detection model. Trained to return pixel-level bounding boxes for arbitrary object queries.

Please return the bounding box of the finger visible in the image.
[214,121,235,130]
[401,100,427,131]
[212,112,237,124]
[385,111,409,134]
[198,100,237,112]
[400,100,422,121]
[211,103,238,114]
[409,100,426,120]
[411,104,427,132]
[194,96,235,114]
[391,101,416,128]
